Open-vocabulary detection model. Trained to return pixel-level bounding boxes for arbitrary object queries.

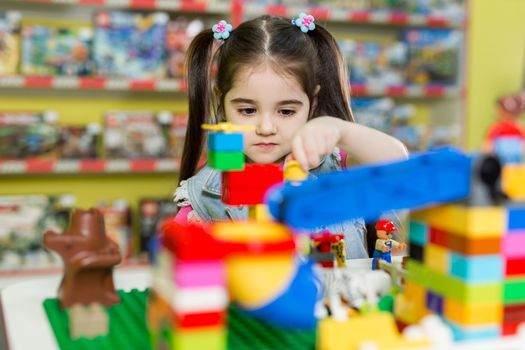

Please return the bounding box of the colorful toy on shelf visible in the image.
[372,219,406,269]
[0,11,21,76]
[21,25,94,76]
[93,11,168,79]
[59,124,100,159]
[44,208,121,339]
[483,91,525,164]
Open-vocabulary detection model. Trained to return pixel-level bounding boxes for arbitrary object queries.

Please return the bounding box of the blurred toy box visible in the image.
[96,199,132,259]
[403,28,462,86]
[165,17,204,79]
[0,194,74,271]
[339,39,407,88]
[59,123,100,159]
[138,198,178,261]
[104,110,169,159]
[21,26,94,76]
[0,110,61,159]
[0,11,21,76]
[93,11,168,79]
[157,111,188,159]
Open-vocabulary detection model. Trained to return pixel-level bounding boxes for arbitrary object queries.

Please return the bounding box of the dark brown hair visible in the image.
[179,15,353,182]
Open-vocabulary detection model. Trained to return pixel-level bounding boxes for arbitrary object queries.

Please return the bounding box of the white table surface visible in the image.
[1,266,150,350]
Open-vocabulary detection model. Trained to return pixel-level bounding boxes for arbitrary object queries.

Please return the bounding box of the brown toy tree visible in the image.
[44,208,122,308]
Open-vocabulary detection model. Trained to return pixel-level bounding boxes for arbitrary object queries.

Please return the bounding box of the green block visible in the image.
[406,260,502,304]
[208,151,244,170]
[504,278,525,304]
[174,327,226,350]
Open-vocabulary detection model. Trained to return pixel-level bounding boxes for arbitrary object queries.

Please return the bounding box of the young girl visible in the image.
[174,14,408,259]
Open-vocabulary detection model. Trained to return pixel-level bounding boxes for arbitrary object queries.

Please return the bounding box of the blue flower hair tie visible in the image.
[291,13,315,33]
[212,20,232,40]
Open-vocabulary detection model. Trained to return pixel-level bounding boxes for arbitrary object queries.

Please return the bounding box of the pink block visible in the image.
[503,233,525,258]
[174,260,226,287]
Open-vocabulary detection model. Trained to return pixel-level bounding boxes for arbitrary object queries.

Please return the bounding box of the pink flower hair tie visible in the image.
[212,20,232,40]
[291,13,315,33]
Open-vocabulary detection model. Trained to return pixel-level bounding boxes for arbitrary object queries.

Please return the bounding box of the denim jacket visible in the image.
[174,150,369,259]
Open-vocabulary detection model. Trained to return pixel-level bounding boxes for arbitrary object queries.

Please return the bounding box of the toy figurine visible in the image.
[372,219,405,270]
[484,91,525,164]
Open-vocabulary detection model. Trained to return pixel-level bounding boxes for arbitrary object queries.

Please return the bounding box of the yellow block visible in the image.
[317,313,429,350]
[225,253,295,308]
[424,244,450,274]
[503,165,525,201]
[444,298,502,326]
[212,221,291,242]
[412,205,505,238]
[248,204,272,222]
[394,281,428,324]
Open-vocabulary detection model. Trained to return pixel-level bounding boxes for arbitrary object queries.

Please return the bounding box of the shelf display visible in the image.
[0,11,21,75]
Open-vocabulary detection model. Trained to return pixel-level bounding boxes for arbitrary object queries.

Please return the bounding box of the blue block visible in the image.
[508,205,525,231]
[449,253,503,283]
[267,147,472,230]
[425,290,443,315]
[208,132,244,152]
[493,137,523,164]
[445,320,500,341]
[409,220,428,246]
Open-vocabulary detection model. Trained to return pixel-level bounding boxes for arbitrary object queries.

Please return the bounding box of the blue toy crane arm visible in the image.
[266,148,472,230]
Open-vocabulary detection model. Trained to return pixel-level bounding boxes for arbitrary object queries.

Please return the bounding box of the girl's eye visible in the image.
[238,108,256,116]
[279,109,296,117]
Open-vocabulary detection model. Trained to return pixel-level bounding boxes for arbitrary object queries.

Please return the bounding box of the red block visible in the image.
[222,164,283,205]
[506,257,525,276]
[429,226,450,248]
[174,311,226,329]
[504,304,525,323]
[162,222,226,260]
[502,321,523,336]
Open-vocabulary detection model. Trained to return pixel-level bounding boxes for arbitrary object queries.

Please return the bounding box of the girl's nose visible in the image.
[255,115,277,136]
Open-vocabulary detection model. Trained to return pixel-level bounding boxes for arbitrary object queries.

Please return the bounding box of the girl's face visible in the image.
[224,64,311,165]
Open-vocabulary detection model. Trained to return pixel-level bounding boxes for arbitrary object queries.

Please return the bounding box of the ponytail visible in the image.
[179,29,215,183]
[309,26,354,122]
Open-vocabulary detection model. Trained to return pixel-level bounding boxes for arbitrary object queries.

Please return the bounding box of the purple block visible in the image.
[426,290,443,315]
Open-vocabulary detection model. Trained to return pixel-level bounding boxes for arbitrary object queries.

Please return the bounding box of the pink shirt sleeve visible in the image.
[174,205,192,225]
[339,149,348,169]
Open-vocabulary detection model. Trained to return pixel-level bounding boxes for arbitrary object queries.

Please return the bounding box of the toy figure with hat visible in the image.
[372,219,406,270]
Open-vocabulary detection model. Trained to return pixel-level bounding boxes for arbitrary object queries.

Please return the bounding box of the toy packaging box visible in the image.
[0,110,61,159]
[338,38,407,87]
[93,11,168,79]
[157,111,188,160]
[59,124,100,159]
[0,11,21,76]
[165,17,205,79]
[21,26,94,76]
[403,28,462,86]
[0,194,73,271]
[96,199,132,259]
[103,110,168,159]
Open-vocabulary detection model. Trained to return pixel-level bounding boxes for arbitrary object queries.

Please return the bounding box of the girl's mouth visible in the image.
[254,143,277,150]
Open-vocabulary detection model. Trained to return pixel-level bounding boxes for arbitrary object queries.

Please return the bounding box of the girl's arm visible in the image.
[292,116,408,170]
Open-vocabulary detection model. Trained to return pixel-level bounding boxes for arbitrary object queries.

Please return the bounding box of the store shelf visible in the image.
[350,84,460,98]
[0,76,186,92]
[12,0,230,13]
[0,158,180,174]
[243,5,464,28]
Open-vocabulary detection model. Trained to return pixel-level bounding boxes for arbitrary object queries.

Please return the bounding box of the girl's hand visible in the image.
[291,116,343,171]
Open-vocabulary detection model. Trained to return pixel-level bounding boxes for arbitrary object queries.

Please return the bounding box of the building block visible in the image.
[503,233,525,258]
[173,285,229,314]
[503,304,525,323]
[162,222,227,261]
[208,133,243,152]
[449,253,503,283]
[409,242,424,262]
[507,205,525,231]
[502,164,525,201]
[267,148,472,229]
[248,204,272,221]
[407,260,502,304]
[443,298,502,326]
[208,151,244,171]
[425,290,444,315]
[222,163,283,205]
[505,257,525,276]
[317,313,429,350]
[68,303,109,340]
[504,278,525,304]
[424,244,450,274]
[449,234,501,255]
[502,320,525,336]
[172,326,226,350]
[394,281,429,324]
[445,320,501,341]
[408,220,428,246]
[173,260,226,288]
[429,226,450,248]
[174,311,226,329]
